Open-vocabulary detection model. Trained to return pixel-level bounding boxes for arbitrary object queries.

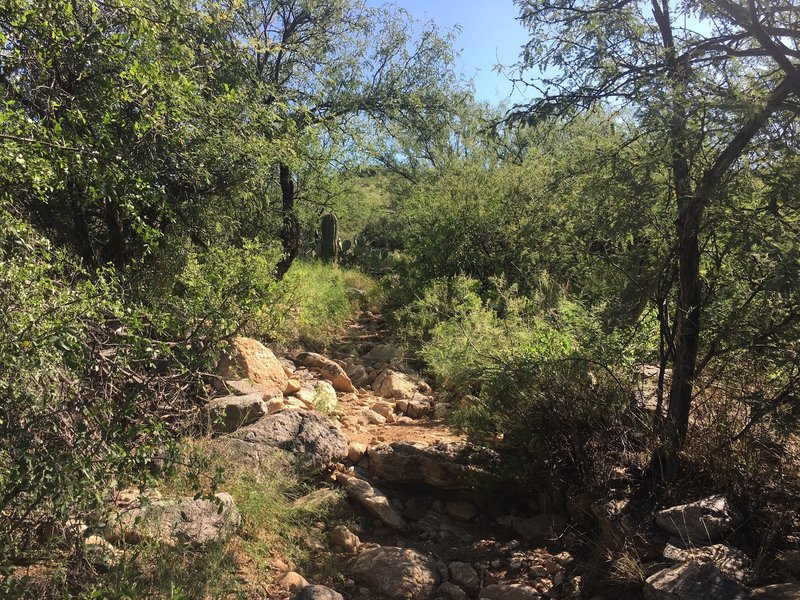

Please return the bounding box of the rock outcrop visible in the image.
[106,493,239,548]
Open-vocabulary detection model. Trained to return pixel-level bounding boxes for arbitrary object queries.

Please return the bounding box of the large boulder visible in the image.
[295,352,355,393]
[204,394,267,433]
[643,561,746,600]
[229,409,348,469]
[368,442,501,490]
[105,493,239,548]
[216,337,289,392]
[336,473,409,532]
[655,496,743,544]
[373,368,419,399]
[350,546,441,600]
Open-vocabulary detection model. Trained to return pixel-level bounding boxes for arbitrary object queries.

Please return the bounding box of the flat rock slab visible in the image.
[655,495,743,544]
[644,561,746,600]
[350,546,441,600]
[229,409,348,469]
[368,441,502,490]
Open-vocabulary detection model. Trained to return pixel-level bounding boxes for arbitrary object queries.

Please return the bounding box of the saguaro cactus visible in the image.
[320,213,338,262]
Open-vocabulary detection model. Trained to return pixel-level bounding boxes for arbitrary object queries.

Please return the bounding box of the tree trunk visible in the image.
[662,196,702,476]
[275,163,300,279]
[104,200,127,268]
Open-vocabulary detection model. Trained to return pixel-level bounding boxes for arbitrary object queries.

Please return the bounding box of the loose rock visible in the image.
[294,585,344,600]
[215,337,288,392]
[279,571,310,592]
[445,499,478,521]
[313,381,338,414]
[329,525,360,554]
[449,561,481,594]
[347,442,367,463]
[479,583,541,599]
[373,368,419,399]
[295,352,356,393]
[439,581,468,600]
[336,472,409,532]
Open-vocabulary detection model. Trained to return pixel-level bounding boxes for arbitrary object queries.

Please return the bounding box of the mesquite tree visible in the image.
[223,0,462,277]
[514,0,800,475]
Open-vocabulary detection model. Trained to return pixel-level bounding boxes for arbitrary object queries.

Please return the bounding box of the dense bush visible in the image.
[0,205,205,570]
[451,353,640,490]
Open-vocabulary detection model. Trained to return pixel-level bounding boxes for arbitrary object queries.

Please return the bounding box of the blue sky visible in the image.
[370,0,531,105]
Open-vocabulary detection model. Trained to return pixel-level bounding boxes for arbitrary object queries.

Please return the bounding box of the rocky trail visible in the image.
[95,310,800,600]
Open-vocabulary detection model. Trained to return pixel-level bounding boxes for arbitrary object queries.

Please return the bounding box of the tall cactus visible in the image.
[320,213,338,263]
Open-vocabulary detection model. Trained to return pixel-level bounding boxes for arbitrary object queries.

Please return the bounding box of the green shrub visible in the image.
[277,261,376,349]
[0,205,206,576]
[452,353,638,490]
[398,275,579,394]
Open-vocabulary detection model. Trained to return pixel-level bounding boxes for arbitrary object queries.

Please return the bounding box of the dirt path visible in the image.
[279,310,579,600]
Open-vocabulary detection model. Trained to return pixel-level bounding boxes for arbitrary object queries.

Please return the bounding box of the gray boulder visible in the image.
[230,409,347,469]
[644,561,746,600]
[205,394,266,433]
[655,495,743,544]
[106,493,239,548]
